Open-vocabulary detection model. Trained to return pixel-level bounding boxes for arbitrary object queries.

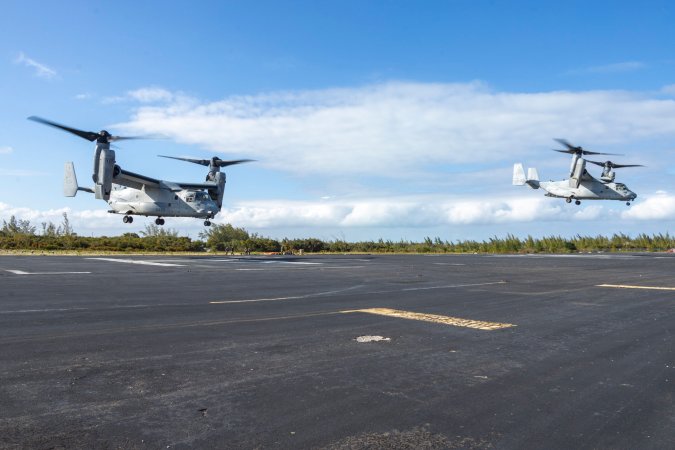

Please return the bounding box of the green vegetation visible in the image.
[1,214,674,254]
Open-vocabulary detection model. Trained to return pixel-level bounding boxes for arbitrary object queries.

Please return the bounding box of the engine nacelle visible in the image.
[95,148,116,200]
[209,171,226,208]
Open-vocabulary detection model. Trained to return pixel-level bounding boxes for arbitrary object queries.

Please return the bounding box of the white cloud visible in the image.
[14,52,57,79]
[103,87,177,104]
[219,195,610,229]
[621,192,675,220]
[117,81,675,182]
[661,85,675,96]
[127,87,174,103]
[0,146,13,155]
[75,93,92,100]
[0,194,617,236]
[568,61,646,75]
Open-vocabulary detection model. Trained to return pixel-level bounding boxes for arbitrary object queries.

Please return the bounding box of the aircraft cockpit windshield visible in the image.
[195,191,209,201]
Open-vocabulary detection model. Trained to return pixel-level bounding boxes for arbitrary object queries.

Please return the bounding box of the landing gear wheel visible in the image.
[155,218,165,226]
[123,215,133,224]
[626,202,631,206]
[204,220,211,226]
[565,197,572,204]
[575,200,581,205]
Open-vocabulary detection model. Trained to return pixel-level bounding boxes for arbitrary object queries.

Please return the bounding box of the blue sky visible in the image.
[3,0,675,241]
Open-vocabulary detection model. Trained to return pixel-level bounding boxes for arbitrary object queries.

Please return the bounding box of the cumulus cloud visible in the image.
[621,192,675,220]
[567,61,646,75]
[0,194,618,236]
[116,81,675,181]
[14,52,57,79]
[218,195,610,229]
[104,87,178,104]
[127,87,174,103]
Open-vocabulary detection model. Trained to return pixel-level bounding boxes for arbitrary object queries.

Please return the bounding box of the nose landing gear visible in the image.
[204,220,211,226]
[155,217,165,226]
[122,215,133,224]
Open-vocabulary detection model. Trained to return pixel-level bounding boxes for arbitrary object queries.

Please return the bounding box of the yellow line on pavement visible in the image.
[342,308,515,330]
[597,284,675,291]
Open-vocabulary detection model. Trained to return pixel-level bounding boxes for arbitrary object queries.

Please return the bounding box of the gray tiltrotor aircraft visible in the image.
[513,139,641,205]
[29,116,252,226]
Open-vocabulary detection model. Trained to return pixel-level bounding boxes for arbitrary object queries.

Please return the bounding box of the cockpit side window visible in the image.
[186,193,195,202]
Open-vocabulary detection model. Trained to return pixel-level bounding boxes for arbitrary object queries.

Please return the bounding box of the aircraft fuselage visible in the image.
[539,179,636,201]
[108,185,218,218]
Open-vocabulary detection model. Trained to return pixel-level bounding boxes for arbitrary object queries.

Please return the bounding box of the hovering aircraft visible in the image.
[28,116,253,226]
[513,139,642,205]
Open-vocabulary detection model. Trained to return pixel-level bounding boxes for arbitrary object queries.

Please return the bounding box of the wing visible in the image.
[116,169,217,191]
[115,168,161,190]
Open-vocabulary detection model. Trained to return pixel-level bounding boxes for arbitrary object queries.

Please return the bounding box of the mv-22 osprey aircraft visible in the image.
[29,116,252,226]
[513,139,642,205]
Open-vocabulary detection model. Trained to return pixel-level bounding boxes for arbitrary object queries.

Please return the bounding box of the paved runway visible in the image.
[1,253,674,449]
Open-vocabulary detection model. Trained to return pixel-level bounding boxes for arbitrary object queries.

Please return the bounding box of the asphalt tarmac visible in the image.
[1,253,674,449]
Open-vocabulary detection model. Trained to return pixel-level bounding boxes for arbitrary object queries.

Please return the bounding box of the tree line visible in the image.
[1,214,674,254]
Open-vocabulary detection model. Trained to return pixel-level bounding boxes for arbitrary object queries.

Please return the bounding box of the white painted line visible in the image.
[236,266,364,271]
[87,258,185,267]
[5,270,91,275]
[261,261,322,265]
[210,285,364,305]
[597,284,675,291]
[210,281,505,305]
[399,281,506,292]
[211,259,322,265]
[0,307,88,314]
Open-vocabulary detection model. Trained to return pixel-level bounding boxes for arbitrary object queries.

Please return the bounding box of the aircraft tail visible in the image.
[513,163,540,189]
[64,162,79,197]
[64,162,94,197]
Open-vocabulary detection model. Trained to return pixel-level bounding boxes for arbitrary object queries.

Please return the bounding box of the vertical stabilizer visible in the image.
[527,168,539,181]
[513,163,526,185]
[64,162,78,197]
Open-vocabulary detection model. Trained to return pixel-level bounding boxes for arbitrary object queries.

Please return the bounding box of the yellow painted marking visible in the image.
[597,284,675,291]
[342,308,515,330]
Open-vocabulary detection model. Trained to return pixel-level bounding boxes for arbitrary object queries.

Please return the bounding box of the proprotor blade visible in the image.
[158,155,210,166]
[580,150,623,156]
[214,158,255,167]
[28,116,99,142]
[159,155,255,167]
[586,160,644,169]
[554,138,579,151]
[29,116,153,144]
[552,139,622,156]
